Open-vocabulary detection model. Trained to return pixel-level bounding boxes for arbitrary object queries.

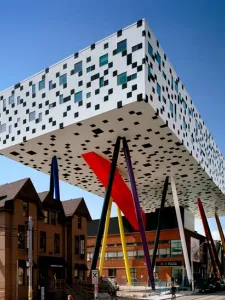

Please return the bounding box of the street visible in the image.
[119,290,225,300]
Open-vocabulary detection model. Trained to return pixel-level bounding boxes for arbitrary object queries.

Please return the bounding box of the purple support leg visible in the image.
[123,137,155,290]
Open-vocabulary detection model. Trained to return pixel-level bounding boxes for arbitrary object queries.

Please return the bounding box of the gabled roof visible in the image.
[38,191,49,202]
[0,178,30,208]
[0,178,44,216]
[62,198,92,221]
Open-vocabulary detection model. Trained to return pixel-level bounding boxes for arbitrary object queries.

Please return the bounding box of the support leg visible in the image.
[215,212,225,272]
[152,176,169,269]
[171,176,192,283]
[198,198,221,276]
[123,137,155,290]
[99,198,113,276]
[90,137,121,274]
[52,156,60,201]
[117,205,132,286]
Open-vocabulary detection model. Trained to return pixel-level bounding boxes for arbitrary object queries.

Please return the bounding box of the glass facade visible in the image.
[99,54,108,66]
[74,61,82,73]
[117,72,127,85]
[117,39,127,53]
[148,42,153,57]
[171,240,182,257]
[59,74,67,85]
[39,79,45,90]
[75,91,82,103]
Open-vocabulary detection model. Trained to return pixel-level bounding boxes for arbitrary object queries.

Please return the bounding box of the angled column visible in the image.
[198,198,221,277]
[117,205,132,286]
[50,156,60,201]
[99,197,113,276]
[152,176,169,269]
[90,136,121,274]
[215,212,225,260]
[171,176,192,283]
[123,137,155,290]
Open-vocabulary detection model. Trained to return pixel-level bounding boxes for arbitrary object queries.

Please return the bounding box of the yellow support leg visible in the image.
[117,206,132,286]
[99,197,113,276]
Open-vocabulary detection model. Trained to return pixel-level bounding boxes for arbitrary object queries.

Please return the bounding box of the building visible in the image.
[0,178,91,300]
[87,207,208,285]
[0,18,224,219]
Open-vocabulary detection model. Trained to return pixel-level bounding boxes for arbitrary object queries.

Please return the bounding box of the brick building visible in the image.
[87,207,208,285]
[0,178,91,300]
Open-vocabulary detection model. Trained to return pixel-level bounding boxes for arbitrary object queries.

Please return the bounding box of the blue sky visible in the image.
[0,0,225,236]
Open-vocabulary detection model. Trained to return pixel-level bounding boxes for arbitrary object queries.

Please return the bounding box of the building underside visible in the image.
[1,100,224,217]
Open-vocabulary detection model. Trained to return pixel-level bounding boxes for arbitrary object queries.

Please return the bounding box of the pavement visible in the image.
[117,285,225,300]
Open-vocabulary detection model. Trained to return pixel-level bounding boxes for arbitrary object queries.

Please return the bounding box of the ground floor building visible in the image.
[87,207,208,286]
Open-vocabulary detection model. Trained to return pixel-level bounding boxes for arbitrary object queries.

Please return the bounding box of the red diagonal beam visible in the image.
[82,151,146,230]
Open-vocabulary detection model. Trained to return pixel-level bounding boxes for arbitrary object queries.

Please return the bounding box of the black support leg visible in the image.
[152,176,169,269]
[90,136,121,275]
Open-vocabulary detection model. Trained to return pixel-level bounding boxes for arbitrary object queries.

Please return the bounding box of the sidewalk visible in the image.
[118,285,193,299]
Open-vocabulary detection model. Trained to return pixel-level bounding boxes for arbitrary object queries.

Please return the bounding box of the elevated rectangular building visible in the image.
[0,19,224,217]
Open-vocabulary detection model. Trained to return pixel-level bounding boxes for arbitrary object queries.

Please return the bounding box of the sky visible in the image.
[0,0,225,238]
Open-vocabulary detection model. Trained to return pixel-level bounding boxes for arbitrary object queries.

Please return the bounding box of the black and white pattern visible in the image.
[0,19,224,217]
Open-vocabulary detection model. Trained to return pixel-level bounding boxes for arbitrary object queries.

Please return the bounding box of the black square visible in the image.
[113,71,117,77]
[87,82,91,88]
[63,112,67,117]
[104,43,108,49]
[127,92,132,98]
[91,44,95,50]
[45,67,49,73]
[137,65,142,72]
[142,30,146,37]
[56,72,60,78]
[122,83,127,89]
[122,50,127,57]
[95,89,100,95]
[42,93,46,98]
[132,84,137,91]
[26,92,29,97]
[108,88,113,95]
[87,56,91,63]
[132,62,137,68]
[63,63,67,69]
[32,93,36,98]
[117,101,122,108]
[104,69,108,76]
[137,19,142,27]
[74,112,79,118]
[137,94,142,102]
[70,89,75,95]
[59,123,64,129]
[29,81,32,86]
[87,102,91,108]
[78,81,83,87]
[95,104,100,110]
[108,62,113,68]
[39,103,42,109]
[117,29,122,37]
[78,101,83,107]
[104,95,108,102]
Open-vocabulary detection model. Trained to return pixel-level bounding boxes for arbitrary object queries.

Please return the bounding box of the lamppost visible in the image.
[191,240,207,292]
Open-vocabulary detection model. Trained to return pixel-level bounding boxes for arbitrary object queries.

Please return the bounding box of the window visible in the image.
[99,77,104,88]
[86,65,95,73]
[157,83,161,96]
[0,123,6,134]
[59,94,64,104]
[117,72,127,85]
[148,42,153,56]
[38,112,42,122]
[59,74,67,85]
[39,79,45,90]
[44,210,49,224]
[18,225,25,249]
[130,73,137,80]
[32,84,36,94]
[162,96,166,104]
[130,268,136,282]
[74,91,82,103]
[51,212,56,225]
[171,76,174,89]
[183,119,187,130]
[80,235,85,259]
[9,95,14,105]
[171,240,182,257]
[107,252,117,260]
[117,39,127,53]
[99,54,108,66]
[108,269,117,277]
[75,236,79,255]
[137,249,144,258]
[22,201,28,217]
[3,99,6,108]
[159,248,170,258]
[18,266,25,285]
[87,252,93,261]
[49,80,53,90]
[29,111,36,122]
[74,61,82,73]
[54,233,60,254]
[156,52,161,65]
[170,102,173,114]
[132,43,142,52]
[78,216,82,229]
[17,96,21,105]
[40,231,46,253]
[148,65,151,77]
[163,71,166,80]
[9,125,12,134]
[183,100,187,110]
[86,92,91,98]
[175,81,178,92]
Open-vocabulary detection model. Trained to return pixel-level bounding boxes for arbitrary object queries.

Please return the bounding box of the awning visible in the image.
[18,260,37,269]
[39,256,67,268]
[74,263,88,271]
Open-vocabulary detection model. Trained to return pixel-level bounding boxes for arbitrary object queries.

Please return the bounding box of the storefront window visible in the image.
[171,240,182,257]
[159,248,170,258]
[108,268,117,277]
[172,267,183,284]
[18,267,25,285]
